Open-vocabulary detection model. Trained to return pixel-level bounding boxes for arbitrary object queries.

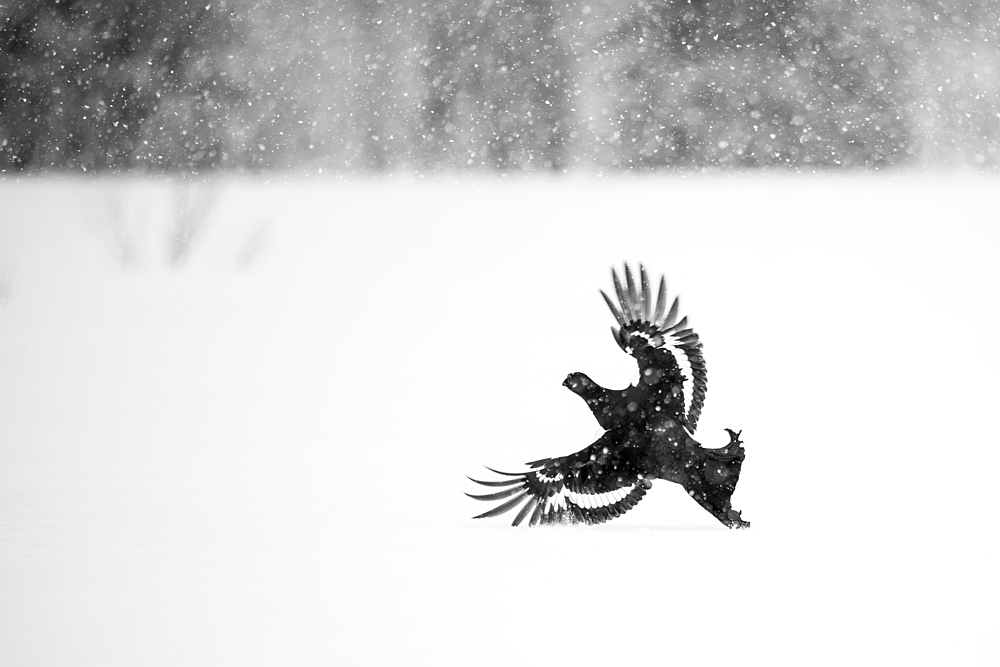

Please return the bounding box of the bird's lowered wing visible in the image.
[467,430,652,527]
[601,263,708,433]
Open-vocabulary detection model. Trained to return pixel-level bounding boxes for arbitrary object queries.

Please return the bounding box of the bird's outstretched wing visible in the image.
[601,263,708,433]
[467,429,653,527]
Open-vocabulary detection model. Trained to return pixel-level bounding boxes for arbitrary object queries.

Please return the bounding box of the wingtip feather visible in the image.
[601,290,627,328]
[639,265,651,322]
[653,276,667,323]
[484,466,524,477]
[472,491,530,519]
[624,264,638,321]
[612,269,630,324]
[466,485,527,502]
[512,497,538,527]
[468,476,524,488]
[662,296,680,329]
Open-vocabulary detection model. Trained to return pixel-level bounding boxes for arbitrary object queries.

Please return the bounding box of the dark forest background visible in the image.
[1,0,997,173]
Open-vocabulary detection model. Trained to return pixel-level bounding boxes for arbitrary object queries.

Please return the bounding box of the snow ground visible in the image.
[0,174,997,665]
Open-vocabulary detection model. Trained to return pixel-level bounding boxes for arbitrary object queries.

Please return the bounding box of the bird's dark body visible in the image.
[468,264,749,529]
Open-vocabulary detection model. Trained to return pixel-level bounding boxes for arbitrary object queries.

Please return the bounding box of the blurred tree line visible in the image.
[1,0,998,172]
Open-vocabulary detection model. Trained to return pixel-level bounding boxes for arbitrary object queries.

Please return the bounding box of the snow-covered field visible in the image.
[1,175,997,665]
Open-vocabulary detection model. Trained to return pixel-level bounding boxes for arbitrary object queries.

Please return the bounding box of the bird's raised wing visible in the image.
[601,263,708,433]
[467,429,653,527]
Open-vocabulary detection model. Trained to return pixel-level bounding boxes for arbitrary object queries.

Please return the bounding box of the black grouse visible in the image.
[467,264,749,529]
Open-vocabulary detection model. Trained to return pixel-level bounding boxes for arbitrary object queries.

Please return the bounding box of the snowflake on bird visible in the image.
[467,263,749,529]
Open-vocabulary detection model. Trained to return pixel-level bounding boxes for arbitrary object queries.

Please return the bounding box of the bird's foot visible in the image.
[724,508,750,529]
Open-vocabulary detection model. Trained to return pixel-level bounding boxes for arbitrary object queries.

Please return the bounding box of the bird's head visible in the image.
[563,372,595,396]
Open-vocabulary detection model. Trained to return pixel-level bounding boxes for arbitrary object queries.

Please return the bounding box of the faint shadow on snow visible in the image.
[88,178,270,271]
[168,179,218,266]
[0,268,10,306]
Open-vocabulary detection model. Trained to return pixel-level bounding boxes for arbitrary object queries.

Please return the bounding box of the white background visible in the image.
[1,175,997,665]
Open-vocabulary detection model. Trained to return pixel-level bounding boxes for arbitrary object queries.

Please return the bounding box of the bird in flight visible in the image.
[468,264,749,529]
